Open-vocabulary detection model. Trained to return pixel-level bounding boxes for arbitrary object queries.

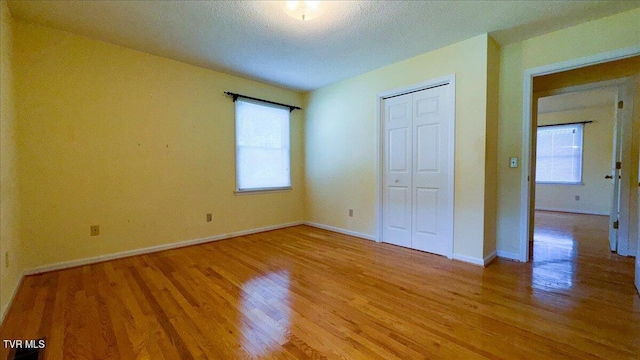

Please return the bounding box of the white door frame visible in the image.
[637,142,640,294]
[519,46,640,262]
[375,74,456,259]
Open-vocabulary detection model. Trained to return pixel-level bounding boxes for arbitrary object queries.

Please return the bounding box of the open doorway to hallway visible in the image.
[531,85,624,287]
[524,54,640,293]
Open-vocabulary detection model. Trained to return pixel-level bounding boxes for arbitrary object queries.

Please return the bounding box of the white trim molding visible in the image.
[519,45,640,263]
[484,251,497,266]
[497,250,521,262]
[303,222,376,241]
[453,251,496,267]
[24,221,303,276]
[0,275,24,326]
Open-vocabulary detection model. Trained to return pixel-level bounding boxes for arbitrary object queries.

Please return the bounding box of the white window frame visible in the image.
[535,123,584,185]
[234,98,292,194]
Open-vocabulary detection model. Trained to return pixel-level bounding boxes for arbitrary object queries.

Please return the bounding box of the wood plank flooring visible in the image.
[1,212,639,359]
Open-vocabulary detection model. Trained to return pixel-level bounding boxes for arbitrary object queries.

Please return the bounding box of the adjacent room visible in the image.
[1,1,639,359]
[532,87,620,289]
[528,56,640,294]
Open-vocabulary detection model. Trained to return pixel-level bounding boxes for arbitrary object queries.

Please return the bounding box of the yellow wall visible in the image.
[535,106,615,215]
[0,0,22,320]
[497,8,640,256]
[305,34,495,261]
[13,21,305,270]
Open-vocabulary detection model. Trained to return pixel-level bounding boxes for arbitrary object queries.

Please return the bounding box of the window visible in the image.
[536,123,583,184]
[235,99,291,192]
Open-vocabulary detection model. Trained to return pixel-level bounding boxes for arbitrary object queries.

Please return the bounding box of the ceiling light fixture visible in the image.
[283,1,324,21]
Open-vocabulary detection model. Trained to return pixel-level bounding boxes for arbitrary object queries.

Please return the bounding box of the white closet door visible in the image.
[382,93,413,248]
[411,85,452,256]
[382,83,453,257]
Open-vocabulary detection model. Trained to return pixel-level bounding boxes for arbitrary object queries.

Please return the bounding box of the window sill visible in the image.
[234,187,292,195]
[536,182,584,186]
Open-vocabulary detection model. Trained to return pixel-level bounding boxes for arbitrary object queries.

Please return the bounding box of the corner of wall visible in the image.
[301,91,311,223]
[0,0,24,325]
[483,35,501,258]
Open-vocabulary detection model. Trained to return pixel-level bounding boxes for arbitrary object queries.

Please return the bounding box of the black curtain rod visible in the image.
[224,92,301,112]
[537,120,593,128]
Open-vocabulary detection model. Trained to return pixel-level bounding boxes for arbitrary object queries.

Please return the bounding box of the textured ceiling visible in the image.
[538,87,618,114]
[8,1,640,91]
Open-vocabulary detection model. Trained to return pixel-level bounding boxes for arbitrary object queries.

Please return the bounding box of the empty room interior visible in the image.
[1,1,640,359]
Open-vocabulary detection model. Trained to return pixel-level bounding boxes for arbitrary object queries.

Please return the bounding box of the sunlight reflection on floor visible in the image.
[239,270,291,358]
[532,229,575,290]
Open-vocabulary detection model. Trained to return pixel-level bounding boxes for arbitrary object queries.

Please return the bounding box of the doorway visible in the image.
[531,86,620,277]
[520,53,640,262]
[520,51,640,293]
[377,76,455,258]
[532,85,621,261]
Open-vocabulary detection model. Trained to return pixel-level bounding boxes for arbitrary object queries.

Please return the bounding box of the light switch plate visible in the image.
[509,157,518,168]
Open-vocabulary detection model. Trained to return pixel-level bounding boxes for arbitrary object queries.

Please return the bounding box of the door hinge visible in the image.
[618,100,624,109]
[613,220,619,229]
[616,161,621,170]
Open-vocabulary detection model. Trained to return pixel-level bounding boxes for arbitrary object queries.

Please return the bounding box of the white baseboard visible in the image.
[484,251,497,266]
[452,253,494,267]
[497,250,521,261]
[303,222,376,241]
[24,221,304,276]
[535,207,608,216]
[1,274,24,326]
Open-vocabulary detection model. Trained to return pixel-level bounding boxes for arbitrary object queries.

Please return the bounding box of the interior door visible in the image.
[609,95,622,252]
[382,93,413,248]
[382,83,454,256]
[617,81,636,256]
[637,145,640,295]
[411,85,452,256]
[637,200,640,295]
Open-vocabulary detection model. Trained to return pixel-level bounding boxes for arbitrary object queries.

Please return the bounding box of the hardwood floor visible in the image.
[1,214,639,359]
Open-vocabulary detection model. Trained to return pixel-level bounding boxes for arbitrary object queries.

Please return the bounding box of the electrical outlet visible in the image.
[206,213,212,222]
[575,195,580,201]
[90,225,100,236]
[349,209,353,217]
[4,251,8,268]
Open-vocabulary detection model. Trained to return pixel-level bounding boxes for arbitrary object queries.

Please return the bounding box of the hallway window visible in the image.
[536,123,584,184]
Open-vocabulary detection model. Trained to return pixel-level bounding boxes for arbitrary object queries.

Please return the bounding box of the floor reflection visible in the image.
[532,228,575,290]
[239,270,291,358]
